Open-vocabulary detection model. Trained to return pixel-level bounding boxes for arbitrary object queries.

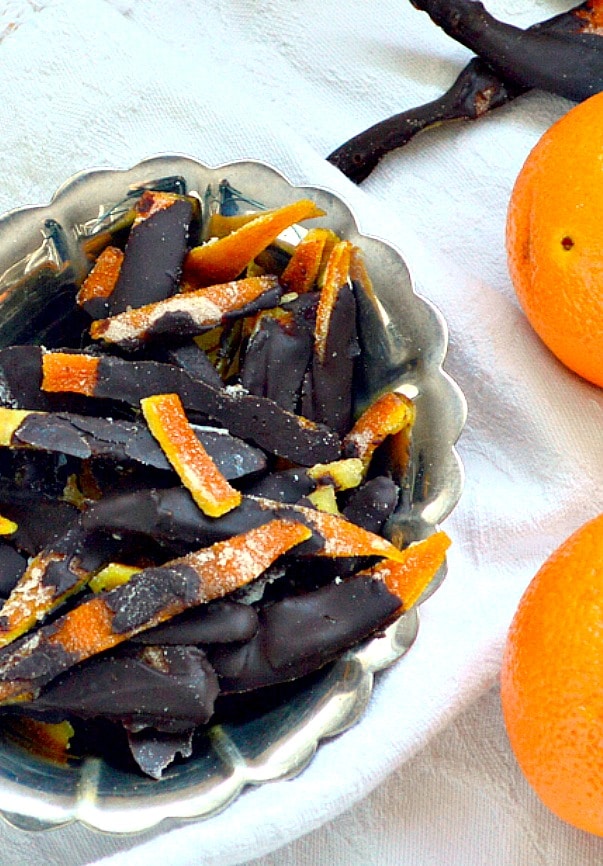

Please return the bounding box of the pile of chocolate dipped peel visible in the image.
[0,185,449,779]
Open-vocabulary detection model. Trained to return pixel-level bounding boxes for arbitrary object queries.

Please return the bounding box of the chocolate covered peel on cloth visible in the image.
[0,156,463,828]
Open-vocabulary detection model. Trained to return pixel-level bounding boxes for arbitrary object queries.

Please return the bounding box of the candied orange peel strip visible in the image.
[253,497,414,564]
[141,392,242,517]
[344,391,416,469]
[90,275,279,346]
[205,208,281,239]
[0,519,312,706]
[0,514,17,536]
[306,457,364,491]
[183,199,325,288]
[361,530,451,611]
[280,228,339,294]
[314,240,354,363]
[298,505,409,562]
[306,485,340,514]
[0,550,93,649]
[76,245,124,308]
[41,352,100,396]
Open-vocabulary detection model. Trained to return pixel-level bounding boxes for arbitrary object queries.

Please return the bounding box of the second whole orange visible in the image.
[500,513,603,835]
[506,92,603,388]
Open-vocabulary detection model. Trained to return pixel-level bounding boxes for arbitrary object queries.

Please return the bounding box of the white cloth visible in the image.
[0,1,601,864]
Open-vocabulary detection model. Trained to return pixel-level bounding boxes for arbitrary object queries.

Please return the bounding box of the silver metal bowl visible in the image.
[0,155,466,834]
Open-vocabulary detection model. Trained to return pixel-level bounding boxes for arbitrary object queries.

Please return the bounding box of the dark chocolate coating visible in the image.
[159,342,224,390]
[12,411,266,480]
[106,562,201,634]
[28,645,219,730]
[39,528,130,594]
[301,283,359,437]
[263,576,400,670]
[327,5,600,183]
[0,544,27,598]
[16,413,93,459]
[409,0,603,103]
[342,476,400,534]
[130,600,259,646]
[80,295,113,322]
[0,490,79,556]
[88,354,341,465]
[79,487,323,557]
[242,467,315,503]
[209,574,402,692]
[240,295,317,413]
[0,640,77,686]
[126,726,195,779]
[0,346,50,410]
[80,487,323,554]
[108,198,194,315]
[41,557,90,596]
[0,449,76,499]
[80,487,269,548]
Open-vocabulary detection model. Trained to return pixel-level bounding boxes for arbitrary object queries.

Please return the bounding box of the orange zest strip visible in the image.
[314,240,353,363]
[141,393,242,517]
[0,551,92,648]
[280,228,338,294]
[360,531,451,611]
[0,519,312,706]
[182,199,326,288]
[76,246,124,307]
[343,391,416,469]
[41,352,100,396]
[89,275,279,347]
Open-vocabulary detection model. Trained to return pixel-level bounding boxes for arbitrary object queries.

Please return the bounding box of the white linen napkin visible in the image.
[0,1,600,865]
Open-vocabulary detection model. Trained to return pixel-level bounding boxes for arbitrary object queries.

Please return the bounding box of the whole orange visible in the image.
[506,93,603,388]
[500,513,603,834]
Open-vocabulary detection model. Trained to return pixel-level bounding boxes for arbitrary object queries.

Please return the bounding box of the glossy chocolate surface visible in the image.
[79,354,342,465]
[210,574,402,692]
[29,645,219,730]
[108,198,195,315]
[131,600,259,646]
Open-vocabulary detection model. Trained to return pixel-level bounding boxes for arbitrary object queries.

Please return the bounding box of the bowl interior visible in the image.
[0,156,465,833]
